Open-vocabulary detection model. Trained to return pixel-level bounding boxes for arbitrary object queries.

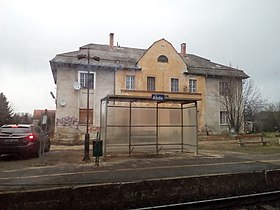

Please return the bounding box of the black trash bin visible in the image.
[93,140,103,157]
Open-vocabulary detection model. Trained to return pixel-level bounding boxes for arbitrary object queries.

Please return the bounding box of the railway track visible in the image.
[135,190,280,210]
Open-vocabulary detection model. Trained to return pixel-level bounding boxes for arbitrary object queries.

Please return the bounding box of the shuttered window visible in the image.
[79,109,93,124]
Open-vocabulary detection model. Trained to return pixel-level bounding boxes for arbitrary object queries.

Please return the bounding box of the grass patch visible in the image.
[262,132,279,138]
[199,137,280,154]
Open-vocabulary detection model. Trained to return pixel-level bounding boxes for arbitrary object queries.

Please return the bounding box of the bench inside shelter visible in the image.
[235,134,267,146]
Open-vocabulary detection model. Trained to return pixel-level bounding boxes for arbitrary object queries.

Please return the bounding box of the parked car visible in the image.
[0,124,50,157]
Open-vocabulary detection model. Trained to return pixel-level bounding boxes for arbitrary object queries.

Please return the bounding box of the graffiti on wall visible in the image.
[56,116,78,129]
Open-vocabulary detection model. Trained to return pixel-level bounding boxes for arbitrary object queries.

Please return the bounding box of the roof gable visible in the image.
[137,39,187,66]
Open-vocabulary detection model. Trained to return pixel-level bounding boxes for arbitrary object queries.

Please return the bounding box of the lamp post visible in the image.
[77,48,100,161]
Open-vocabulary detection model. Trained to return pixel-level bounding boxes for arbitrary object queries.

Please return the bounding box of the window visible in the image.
[220,111,228,125]
[171,78,179,92]
[157,55,168,63]
[126,75,135,90]
[79,71,95,89]
[79,109,93,124]
[219,81,228,96]
[147,77,155,91]
[189,79,197,93]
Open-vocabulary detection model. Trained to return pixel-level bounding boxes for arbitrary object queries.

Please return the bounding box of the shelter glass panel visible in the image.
[158,127,181,144]
[131,107,156,126]
[158,108,181,125]
[131,127,156,144]
[183,106,197,125]
[106,127,129,144]
[183,127,197,152]
[107,106,130,126]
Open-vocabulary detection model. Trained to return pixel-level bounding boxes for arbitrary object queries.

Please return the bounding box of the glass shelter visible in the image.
[100,95,200,156]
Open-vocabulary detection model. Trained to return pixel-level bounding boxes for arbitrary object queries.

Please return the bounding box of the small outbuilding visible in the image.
[100,94,200,156]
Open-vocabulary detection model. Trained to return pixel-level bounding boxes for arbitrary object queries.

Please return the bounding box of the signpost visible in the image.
[40,110,48,161]
[151,94,167,101]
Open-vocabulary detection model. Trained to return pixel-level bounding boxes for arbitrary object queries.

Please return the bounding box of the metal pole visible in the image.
[195,102,198,155]
[129,101,132,155]
[181,104,184,152]
[99,100,102,136]
[77,49,100,161]
[156,102,159,155]
[104,98,108,157]
[83,48,90,161]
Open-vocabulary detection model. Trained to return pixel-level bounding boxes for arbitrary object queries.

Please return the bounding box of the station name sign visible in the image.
[151,94,167,101]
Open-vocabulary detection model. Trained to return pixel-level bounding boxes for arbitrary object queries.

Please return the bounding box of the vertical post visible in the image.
[129,101,132,155]
[100,99,105,156]
[104,98,108,156]
[156,102,159,155]
[83,48,90,161]
[194,102,198,155]
[181,104,184,152]
[40,110,48,160]
[77,49,100,161]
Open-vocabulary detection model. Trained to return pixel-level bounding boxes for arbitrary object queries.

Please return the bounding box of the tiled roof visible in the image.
[183,54,249,78]
[51,44,144,69]
[50,41,249,83]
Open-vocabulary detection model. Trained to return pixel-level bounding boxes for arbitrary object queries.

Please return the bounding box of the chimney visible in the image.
[109,33,114,49]
[181,43,186,57]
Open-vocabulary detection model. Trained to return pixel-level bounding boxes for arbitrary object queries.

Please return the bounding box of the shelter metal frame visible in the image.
[100,94,200,156]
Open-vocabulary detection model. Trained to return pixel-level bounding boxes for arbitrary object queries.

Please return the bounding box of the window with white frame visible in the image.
[189,79,197,93]
[171,78,179,92]
[126,75,135,90]
[220,111,228,125]
[147,77,155,91]
[79,71,95,89]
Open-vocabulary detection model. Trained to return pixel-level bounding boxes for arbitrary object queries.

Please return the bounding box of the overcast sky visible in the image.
[0,0,279,113]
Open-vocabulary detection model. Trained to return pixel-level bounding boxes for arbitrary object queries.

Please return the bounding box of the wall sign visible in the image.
[151,94,166,101]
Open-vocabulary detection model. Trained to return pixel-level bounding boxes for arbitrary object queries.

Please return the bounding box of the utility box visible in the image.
[93,140,103,157]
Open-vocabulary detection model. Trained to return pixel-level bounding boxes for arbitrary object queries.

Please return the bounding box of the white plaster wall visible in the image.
[54,66,114,142]
[205,77,228,133]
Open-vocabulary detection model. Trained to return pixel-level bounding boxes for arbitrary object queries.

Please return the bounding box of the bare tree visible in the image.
[243,79,266,133]
[214,77,263,134]
[12,113,33,124]
[218,77,243,133]
[257,101,280,132]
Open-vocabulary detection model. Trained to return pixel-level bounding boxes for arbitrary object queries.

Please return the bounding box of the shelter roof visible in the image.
[101,94,200,105]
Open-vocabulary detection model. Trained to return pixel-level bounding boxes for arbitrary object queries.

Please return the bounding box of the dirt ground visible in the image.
[0,135,279,171]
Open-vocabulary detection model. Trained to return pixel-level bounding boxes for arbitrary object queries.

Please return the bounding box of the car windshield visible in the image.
[0,127,31,134]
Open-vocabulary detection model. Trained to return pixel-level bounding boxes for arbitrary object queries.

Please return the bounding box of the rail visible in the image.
[134,190,280,210]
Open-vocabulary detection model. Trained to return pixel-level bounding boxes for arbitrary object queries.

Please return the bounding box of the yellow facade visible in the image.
[115,39,206,131]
